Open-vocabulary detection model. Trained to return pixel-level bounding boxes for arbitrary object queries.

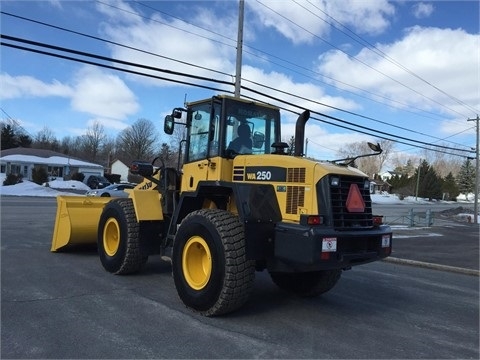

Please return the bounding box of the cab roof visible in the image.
[186,94,280,111]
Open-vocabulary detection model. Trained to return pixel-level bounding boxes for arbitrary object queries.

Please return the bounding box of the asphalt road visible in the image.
[1,197,479,359]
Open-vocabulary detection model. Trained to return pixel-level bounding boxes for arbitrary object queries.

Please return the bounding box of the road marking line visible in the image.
[383,257,479,277]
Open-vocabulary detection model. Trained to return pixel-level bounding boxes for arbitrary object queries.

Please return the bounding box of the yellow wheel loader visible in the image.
[51,95,392,316]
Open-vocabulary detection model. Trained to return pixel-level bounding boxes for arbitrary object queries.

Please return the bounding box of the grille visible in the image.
[286,186,305,214]
[330,175,373,229]
[285,168,306,215]
[287,168,306,183]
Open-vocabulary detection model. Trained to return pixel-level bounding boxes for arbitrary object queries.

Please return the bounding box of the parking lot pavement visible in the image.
[389,223,479,271]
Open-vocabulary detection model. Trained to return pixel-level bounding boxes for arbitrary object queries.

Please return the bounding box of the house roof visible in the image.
[0,147,103,168]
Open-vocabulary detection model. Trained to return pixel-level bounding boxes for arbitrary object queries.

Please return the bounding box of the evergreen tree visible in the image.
[442,172,459,201]
[457,158,475,195]
[415,160,442,200]
[390,173,415,199]
[1,123,33,150]
[1,124,16,150]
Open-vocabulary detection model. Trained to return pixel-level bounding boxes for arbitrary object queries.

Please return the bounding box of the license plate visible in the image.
[322,237,337,252]
[381,235,391,248]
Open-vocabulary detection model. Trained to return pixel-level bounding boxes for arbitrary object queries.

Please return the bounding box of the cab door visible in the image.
[181,101,222,192]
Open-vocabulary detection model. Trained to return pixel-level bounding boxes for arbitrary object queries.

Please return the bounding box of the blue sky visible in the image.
[1,0,479,164]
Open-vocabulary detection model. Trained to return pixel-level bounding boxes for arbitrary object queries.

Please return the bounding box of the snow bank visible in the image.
[0,180,86,197]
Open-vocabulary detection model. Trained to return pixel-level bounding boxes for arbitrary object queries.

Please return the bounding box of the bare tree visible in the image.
[33,126,59,150]
[420,146,464,178]
[167,122,187,168]
[376,139,395,173]
[117,118,158,164]
[81,121,106,163]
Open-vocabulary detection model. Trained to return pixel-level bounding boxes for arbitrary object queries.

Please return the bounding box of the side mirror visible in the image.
[367,142,382,153]
[164,115,174,135]
[252,131,265,149]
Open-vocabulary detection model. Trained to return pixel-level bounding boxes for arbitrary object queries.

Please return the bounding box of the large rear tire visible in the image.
[269,270,341,297]
[98,198,148,274]
[172,209,255,316]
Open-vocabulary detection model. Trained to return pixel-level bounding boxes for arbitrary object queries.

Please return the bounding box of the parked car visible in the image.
[85,183,136,197]
[85,175,111,189]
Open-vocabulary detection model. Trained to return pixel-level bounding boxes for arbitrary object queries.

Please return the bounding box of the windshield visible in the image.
[184,97,281,163]
[224,99,279,155]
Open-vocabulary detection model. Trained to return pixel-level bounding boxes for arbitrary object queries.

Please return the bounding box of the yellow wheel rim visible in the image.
[103,218,120,257]
[182,236,212,290]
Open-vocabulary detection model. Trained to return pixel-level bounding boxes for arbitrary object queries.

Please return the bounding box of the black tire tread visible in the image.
[176,209,255,316]
[101,199,147,275]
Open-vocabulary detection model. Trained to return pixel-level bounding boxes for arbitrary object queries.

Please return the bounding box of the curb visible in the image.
[383,257,479,277]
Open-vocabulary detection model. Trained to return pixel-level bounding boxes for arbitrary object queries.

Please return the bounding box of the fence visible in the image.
[383,209,434,227]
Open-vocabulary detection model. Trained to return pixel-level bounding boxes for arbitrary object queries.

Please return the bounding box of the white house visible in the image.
[0,148,104,181]
[111,159,129,182]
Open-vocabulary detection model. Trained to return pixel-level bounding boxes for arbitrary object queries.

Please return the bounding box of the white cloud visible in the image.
[326,0,395,36]
[70,67,139,120]
[439,118,476,137]
[97,1,237,88]
[0,74,73,100]
[95,0,143,25]
[316,26,479,118]
[241,66,361,115]
[48,0,62,10]
[66,117,130,137]
[246,0,395,45]
[412,2,434,19]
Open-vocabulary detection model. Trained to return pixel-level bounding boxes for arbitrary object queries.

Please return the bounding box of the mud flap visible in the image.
[51,196,112,252]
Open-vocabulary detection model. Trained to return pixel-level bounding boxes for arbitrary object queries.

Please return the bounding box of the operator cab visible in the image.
[165,95,282,164]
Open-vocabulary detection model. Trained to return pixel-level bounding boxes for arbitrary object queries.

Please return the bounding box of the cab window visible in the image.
[224,101,278,155]
[187,102,221,162]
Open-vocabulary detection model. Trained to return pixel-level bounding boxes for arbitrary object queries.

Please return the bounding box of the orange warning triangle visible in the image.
[346,183,365,213]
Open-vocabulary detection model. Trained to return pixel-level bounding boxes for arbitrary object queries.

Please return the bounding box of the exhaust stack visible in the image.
[294,110,310,156]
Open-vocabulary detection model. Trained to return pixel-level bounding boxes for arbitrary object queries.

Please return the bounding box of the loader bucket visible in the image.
[51,196,112,252]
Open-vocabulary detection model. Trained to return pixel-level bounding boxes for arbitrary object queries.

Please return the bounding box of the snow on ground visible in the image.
[0,180,477,223]
[0,180,89,197]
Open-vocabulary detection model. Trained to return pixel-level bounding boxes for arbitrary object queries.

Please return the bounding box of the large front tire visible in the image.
[98,199,148,274]
[269,270,342,297]
[172,209,255,316]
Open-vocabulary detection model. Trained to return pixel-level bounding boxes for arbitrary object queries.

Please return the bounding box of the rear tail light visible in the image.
[307,215,323,225]
[372,215,383,226]
[300,215,324,226]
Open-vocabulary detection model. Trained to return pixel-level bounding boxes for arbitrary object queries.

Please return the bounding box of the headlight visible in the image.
[330,176,340,186]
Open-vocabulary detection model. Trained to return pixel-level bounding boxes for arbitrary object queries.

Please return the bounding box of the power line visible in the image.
[124,2,460,123]
[240,86,473,157]
[0,34,475,158]
[301,0,479,115]
[1,38,233,95]
[256,0,471,119]
[1,34,474,157]
[0,11,233,79]
[1,9,468,143]
[242,77,473,151]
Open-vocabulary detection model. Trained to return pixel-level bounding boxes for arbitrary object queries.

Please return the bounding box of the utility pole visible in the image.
[467,115,479,224]
[415,159,421,201]
[234,0,244,98]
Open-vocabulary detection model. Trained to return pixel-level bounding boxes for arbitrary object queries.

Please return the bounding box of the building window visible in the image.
[10,164,21,175]
[47,166,63,178]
